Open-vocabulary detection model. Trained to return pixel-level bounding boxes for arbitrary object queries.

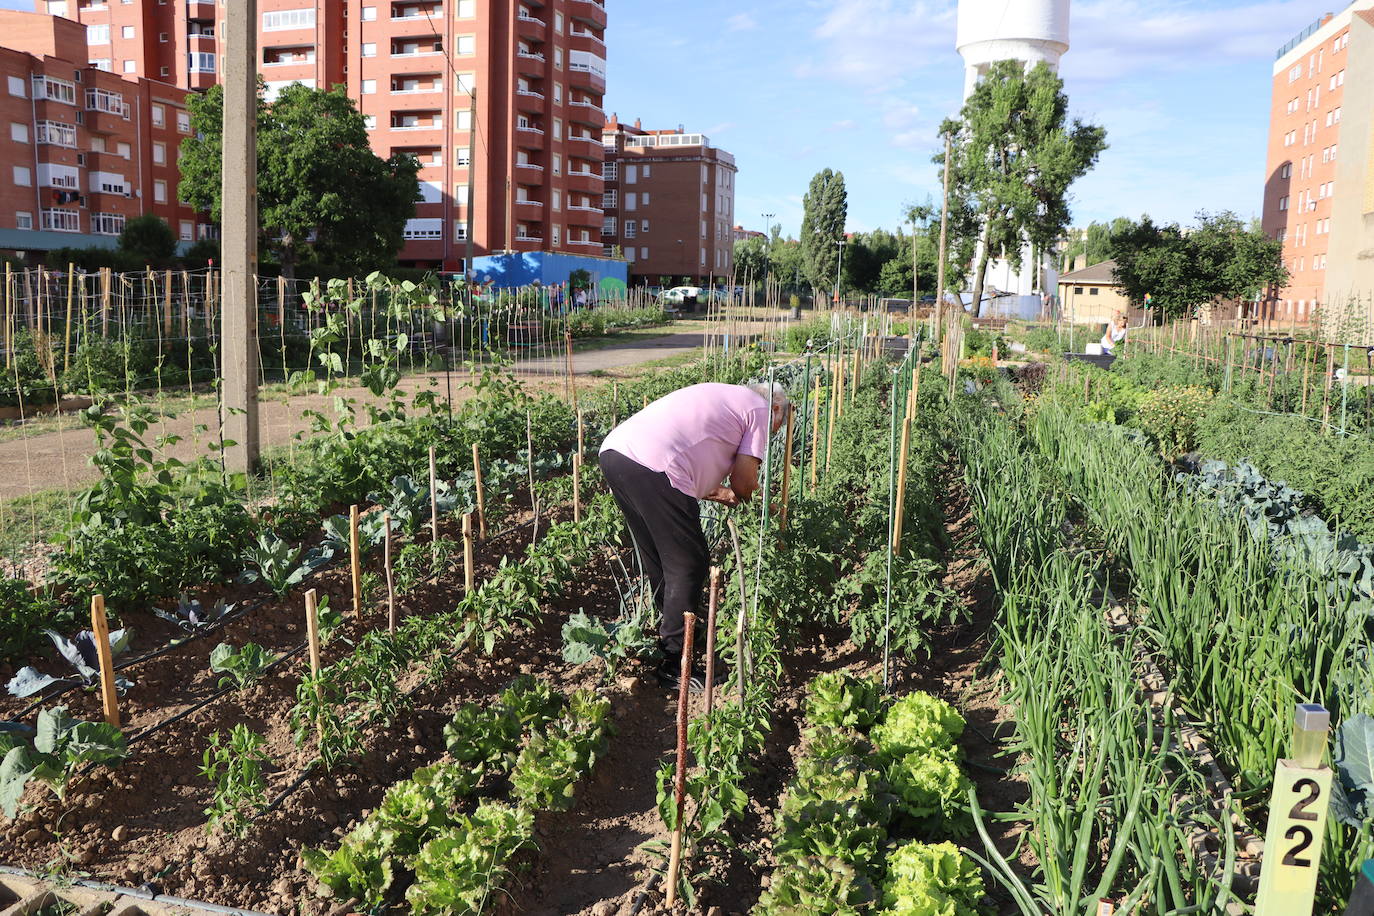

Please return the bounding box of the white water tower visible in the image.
[955,0,1071,316]
[956,0,1071,100]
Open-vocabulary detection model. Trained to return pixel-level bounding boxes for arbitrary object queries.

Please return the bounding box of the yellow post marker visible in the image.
[304,589,322,682]
[779,406,796,531]
[89,595,120,728]
[471,442,487,540]
[1256,704,1334,916]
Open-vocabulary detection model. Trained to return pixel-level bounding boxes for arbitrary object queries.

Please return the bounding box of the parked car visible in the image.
[659,286,703,306]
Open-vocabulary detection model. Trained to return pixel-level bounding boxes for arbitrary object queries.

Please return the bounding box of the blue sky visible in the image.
[607,0,1330,237]
[2,0,1330,236]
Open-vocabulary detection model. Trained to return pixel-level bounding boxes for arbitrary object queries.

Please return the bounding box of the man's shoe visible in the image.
[653,657,726,694]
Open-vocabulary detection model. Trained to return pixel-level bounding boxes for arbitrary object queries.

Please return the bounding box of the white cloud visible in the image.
[727,12,758,32]
[798,0,957,85]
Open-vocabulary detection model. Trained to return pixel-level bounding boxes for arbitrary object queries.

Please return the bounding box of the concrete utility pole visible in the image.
[221,0,260,473]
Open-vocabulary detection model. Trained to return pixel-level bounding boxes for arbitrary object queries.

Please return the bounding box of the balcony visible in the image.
[566,206,603,228]
[392,2,442,20]
[516,159,545,172]
[391,113,443,132]
[567,98,603,126]
[567,63,606,93]
[517,14,546,40]
[563,169,601,195]
[568,0,607,29]
[515,49,546,76]
[569,133,600,148]
[515,198,545,216]
[515,89,545,113]
[391,75,443,94]
[568,27,605,54]
[84,109,126,135]
[391,39,444,57]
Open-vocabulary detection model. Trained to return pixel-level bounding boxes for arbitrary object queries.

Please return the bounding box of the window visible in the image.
[457,0,475,16]
[91,59,113,71]
[555,11,564,32]
[626,248,636,262]
[10,122,28,143]
[641,192,650,205]
[362,42,376,57]
[1089,287,1100,296]
[36,121,77,147]
[642,165,651,179]
[361,79,376,94]
[1334,106,1342,124]
[188,52,216,72]
[12,166,31,187]
[603,161,618,181]
[457,109,472,130]
[263,8,315,31]
[150,142,165,164]
[403,217,442,240]
[361,7,376,21]
[176,111,189,132]
[160,32,168,42]
[625,165,636,184]
[41,209,80,232]
[1279,196,1288,211]
[456,72,476,94]
[457,147,471,165]
[116,141,130,158]
[47,0,66,12]
[624,221,636,238]
[121,25,135,38]
[364,115,377,130]
[92,212,125,235]
[555,48,563,69]
[640,219,649,233]
[6,76,24,98]
[180,220,193,240]
[625,192,636,211]
[1073,286,1085,295]
[553,225,561,245]
[552,189,561,210]
[602,217,616,235]
[418,180,442,203]
[151,104,165,127]
[88,24,111,44]
[122,60,136,74]
[153,180,167,202]
[553,118,561,139]
[553,153,561,175]
[453,221,468,240]
[86,88,128,116]
[33,76,76,105]
[1280,163,1291,178]
[16,212,33,230]
[456,35,475,55]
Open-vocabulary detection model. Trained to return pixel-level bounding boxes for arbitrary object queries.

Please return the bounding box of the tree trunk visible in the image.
[968,220,993,318]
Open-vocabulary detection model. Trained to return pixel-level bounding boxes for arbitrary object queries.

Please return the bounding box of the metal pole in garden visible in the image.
[349,505,362,618]
[704,568,721,721]
[384,513,396,634]
[1340,344,1351,436]
[883,366,899,690]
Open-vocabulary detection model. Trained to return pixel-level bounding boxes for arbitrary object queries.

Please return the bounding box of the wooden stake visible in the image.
[163,268,173,337]
[893,412,913,556]
[572,452,583,523]
[383,512,396,634]
[349,504,362,618]
[304,588,322,683]
[462,512,475,594]
[429,445,440,564]
[63,264,74,376]
[825,372,838,473]
[704,569,721,720]
[779,406,796,530]
[471,442,487,540]
[564,328,577,409]
[665,611,697,908]
[89,595,120,728]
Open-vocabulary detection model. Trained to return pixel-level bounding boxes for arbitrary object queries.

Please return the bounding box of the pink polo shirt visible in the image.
[600,383,770,499]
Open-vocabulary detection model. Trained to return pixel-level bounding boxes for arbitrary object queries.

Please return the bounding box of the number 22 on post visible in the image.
[1255,762,1333,916]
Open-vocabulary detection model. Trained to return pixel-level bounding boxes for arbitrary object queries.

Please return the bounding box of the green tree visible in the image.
[1061,217,1135,271]
[770,238,806,292]
[1108,211,1288,318]
[179,83,420,279]
[118,214,177,267]
[843,228,903,294]
[800,169,848,296]
[734,235,770,283]
[939,61,1106,316]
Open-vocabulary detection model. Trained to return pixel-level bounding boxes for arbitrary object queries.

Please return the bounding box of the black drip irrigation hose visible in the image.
[0,865,277,916]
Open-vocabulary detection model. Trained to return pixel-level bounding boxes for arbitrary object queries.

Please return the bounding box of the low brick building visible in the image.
[600,116,737,285]
[0,11,197,256]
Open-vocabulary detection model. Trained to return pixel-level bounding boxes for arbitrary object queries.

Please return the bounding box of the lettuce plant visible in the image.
[872,693,965,759]
[404,802,534,915]
[880,840,985,916]
[804,672,885,731]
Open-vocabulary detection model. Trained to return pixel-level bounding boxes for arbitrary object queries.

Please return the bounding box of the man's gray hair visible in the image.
[746,381,790,409]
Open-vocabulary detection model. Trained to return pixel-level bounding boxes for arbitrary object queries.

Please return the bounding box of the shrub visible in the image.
[0,579,65,660]
[1133,386,1213,457]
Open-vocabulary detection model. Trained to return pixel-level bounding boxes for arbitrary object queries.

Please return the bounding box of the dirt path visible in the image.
[0,326,724,502]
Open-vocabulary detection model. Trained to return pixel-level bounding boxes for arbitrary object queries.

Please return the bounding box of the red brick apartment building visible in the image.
[53,0,610,272]
[0,11,196,253]
[1262,0,1374,322]
[600,116,737,284]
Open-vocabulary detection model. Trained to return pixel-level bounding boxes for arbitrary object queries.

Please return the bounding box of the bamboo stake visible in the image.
[572,452,583,523]
[892,411,913,556]
[90,595,120,728]
[163,268,173,337]
[1301,342,1313,415]
[3,263,10,370]
[304,588,322,688]
[470,443,488,540]
[384,512,396,634]
[704,568,721,720]
[809,376,821,490]
[825,370,838,473]
[564,328,577,409]
[429,445,440,563]
[664,611,697,908]
[349,504,362,618]
[462,512,475,594]
[779,406,796,531]
[63,264,74,375]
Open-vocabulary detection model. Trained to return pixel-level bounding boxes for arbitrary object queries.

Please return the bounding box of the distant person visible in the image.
[1101,314,1128,356]
[575,288,588,309]
[599,382,790,691]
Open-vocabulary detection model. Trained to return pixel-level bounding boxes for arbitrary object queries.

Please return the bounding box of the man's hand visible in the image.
[704,486,740,507]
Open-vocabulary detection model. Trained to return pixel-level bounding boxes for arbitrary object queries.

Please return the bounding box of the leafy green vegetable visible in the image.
[804,672,885,731]
[404,802,535,915]
[301,819,394,906]
[755,855,879,914]
[201,724,270,835]
[239,532,333,596]
[208,642,278,690]
[872,693,965,760]
[1,706,128,817]
[884,751,973,835]
[510,691,612,812]
[880,840,985,916]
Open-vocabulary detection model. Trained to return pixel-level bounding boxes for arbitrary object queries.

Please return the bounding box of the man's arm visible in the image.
[728,454,762,503]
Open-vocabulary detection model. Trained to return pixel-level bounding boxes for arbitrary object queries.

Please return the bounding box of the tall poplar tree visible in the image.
[800,169,848,297]
[939,61,1106,315]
